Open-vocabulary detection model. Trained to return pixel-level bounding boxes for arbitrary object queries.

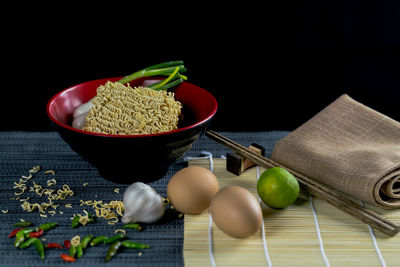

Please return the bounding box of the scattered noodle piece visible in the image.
[83,182,89,187]
[114,188,120,194]
[21,198,58,214]
[75,210,91,226]
[13,179,27,195]
[65,204,72,208]
[21,174,33,182]
[80,200,124,225]
[115,229,126,235]
[107,217,119,225]
[44,170,56,175]
[71,236,81,247]
[29,166,41,173]
[2,210,8,213]
[15,168,73,218]
[57,185,74,200]
[47,179,57,186]
[30,181,43,196]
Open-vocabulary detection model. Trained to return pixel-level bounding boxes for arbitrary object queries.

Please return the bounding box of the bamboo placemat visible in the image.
[184,158,400,267]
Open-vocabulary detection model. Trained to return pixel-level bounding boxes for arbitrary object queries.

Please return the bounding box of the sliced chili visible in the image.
[45,242,63,249]
[64,239,71,249]
[8,227,24,238]
[33,238,45,260]
[13,221,33,228]
[122,223,143,231]
[90,235,108,246]
[14,229,33,247]
[20,237,37,249]
[104,233,126,244]
[38,222,58,231]
[105,241,122,262]
[69,245,76,257]
[60,254,76,262]
[81,235,93,249]
[29,229,44,238]
[71,216,80,228]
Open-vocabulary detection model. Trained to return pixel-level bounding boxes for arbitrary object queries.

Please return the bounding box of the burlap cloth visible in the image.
[271,94,400,209]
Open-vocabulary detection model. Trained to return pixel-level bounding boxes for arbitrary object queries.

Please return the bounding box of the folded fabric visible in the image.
[271,94,400,209]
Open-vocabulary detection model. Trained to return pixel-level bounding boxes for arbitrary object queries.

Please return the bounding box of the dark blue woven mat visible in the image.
[0,131,288,266]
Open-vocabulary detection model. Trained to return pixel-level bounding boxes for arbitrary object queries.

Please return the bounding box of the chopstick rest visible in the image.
[226,143,265,175]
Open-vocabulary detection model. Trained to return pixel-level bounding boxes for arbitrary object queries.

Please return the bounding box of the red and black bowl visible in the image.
[46,77,217,184]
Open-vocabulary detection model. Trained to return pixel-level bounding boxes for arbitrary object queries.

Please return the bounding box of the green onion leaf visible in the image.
[154,78,184,91]
[143,60,184,71]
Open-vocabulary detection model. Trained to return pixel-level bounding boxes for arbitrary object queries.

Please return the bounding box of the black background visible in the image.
[3,2,400,132]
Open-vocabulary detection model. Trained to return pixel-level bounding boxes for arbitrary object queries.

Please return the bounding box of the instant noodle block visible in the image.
[47,77,217,184]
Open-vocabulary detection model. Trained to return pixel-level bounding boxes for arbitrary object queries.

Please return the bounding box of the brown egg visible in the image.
[210,186,263,238]
[167,166,219,215]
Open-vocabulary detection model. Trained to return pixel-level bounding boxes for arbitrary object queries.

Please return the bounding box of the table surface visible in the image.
[0,131,288,267]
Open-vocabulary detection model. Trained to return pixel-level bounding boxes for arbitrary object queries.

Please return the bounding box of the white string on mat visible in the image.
[257,166,273,267]
[208,208,216,267]
[187,151,216,267]
[309,194,331,267]
[183,151,216,165]
[360,201,387,267]
[204,152,217,267]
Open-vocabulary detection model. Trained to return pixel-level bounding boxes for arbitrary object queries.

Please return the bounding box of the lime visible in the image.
[257,167,299,209]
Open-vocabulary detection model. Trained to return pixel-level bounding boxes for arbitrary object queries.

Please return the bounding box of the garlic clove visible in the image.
[122,182,165,224]
[72,111,89,130]
[73,100,93,118]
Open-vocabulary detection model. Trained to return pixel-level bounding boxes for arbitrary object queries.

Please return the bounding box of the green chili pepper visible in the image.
[105,241,122,262]
[122,223,143,231]
[14,229,33,247]
[104,233,126,244]
[90,235,108,246]
[69,245,76,257]
[81,235,93,249]
[71,216,80,228]
[13,221,33,228]
[76,244,83,258]
[33,238,45,260]
[122,240,150,249]
[19,237,37,249]
[38,222,58,231]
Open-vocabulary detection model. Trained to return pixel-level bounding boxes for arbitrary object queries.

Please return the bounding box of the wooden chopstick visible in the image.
[205,130,400,237]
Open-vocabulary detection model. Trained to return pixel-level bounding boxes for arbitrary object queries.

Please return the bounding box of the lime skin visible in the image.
[257,167,300,209]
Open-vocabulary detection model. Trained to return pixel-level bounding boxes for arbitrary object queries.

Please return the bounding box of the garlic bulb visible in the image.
[122,182,165,224]
[72,100,93,130]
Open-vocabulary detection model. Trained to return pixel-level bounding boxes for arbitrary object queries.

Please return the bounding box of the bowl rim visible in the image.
[46,77,218,138]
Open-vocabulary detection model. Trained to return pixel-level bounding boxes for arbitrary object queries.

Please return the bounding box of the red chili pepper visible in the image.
[45,242,63,249]
[64,240,71,249]
[60,254,76,262]
[29,229,44,238]
[8,227,24,238]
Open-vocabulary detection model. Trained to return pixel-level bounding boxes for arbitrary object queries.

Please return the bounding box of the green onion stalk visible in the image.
[72,60,187,129]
